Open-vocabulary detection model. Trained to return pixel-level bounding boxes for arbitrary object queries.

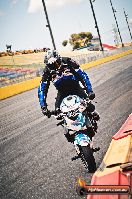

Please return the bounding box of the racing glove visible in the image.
[88,91,95,100]
[41,106,51,118]
[55,108,63,120]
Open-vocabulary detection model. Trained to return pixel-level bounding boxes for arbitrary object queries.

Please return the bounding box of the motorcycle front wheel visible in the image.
[80,145,96,173]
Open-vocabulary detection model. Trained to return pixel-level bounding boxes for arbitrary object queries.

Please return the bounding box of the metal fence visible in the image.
[71,46,132,65]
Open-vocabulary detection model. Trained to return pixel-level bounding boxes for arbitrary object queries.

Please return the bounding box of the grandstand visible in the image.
[0,52,45,87]
[0,66,37,87]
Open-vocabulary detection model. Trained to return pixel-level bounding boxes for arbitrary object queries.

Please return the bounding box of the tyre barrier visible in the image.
[0,49,132,100]
[85,113,132,199]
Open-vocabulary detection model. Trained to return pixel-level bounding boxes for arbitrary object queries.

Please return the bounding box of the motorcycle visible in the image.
[49,95,100,173]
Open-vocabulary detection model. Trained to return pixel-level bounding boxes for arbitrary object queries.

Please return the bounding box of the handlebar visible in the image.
[46,96,97,121]
[48,110,66,117]
[49,110,57,116]
[46,110,65,126]
[47,98,92,118]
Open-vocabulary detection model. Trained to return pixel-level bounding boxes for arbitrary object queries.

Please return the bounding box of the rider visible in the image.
[38,50,99,141]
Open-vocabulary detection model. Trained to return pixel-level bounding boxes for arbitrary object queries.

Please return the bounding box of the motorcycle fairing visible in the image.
[60,95,82,113]
[64,112,87,131]
[74,133,91,146]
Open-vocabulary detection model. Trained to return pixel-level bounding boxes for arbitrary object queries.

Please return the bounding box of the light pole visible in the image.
[109,0,124,47]
[123,8,132,42]
[89,0,103,51]
[41,0,56,50]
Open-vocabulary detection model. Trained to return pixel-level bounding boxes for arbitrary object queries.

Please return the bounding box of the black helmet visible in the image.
[44,50,62,72]
[44,50,61,64]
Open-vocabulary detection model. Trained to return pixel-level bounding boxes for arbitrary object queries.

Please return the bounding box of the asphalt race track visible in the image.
[0,54,132,199]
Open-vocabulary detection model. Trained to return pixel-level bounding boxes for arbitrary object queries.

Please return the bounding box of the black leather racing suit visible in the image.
[38,57,93,109]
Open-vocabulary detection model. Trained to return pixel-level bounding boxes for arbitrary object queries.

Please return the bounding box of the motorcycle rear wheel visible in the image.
[80,145,96,173]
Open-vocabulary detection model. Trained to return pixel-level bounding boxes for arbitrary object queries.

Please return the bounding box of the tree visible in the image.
[62,31,93,50]
[73,41,81,50]
[62,40,68,47]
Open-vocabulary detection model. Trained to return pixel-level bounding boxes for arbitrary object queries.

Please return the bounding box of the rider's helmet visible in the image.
[44,50,62,71]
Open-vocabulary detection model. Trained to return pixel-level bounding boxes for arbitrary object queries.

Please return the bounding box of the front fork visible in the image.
[74,133,93,154]
[72,136,99,162]
[74,139,94,155]
[71,134,92,161]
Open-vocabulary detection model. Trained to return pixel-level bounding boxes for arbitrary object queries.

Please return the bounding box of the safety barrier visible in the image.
[86,113,132,199]
[72,46,132,65]
[81,49,132,70]
[0,49,132,100]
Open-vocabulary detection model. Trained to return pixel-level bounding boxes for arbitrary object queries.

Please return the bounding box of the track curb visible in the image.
[86,113,132,199]
[0,77,41,100]
[0,49,132,100]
